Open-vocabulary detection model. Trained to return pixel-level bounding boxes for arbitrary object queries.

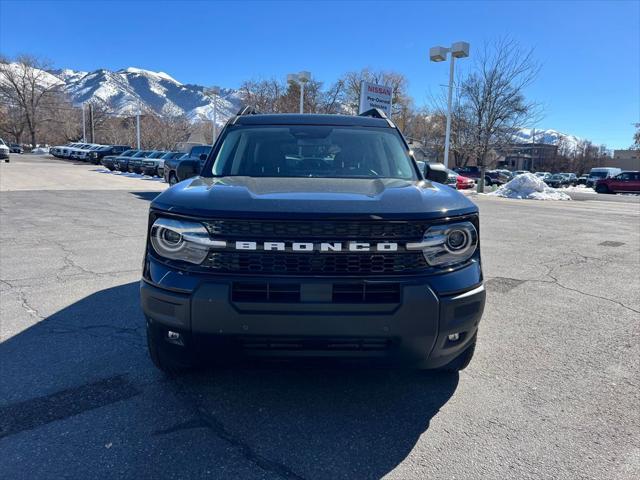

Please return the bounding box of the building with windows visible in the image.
[497,143,558,171]
[610,150,640,171]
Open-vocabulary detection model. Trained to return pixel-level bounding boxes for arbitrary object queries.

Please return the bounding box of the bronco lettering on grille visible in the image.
[231,241,399,252]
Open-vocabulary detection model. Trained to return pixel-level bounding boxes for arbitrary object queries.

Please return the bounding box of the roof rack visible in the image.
[237,106,260,116]
[230,106,261,125]
[358,108,388,119]
[359,108,396,128]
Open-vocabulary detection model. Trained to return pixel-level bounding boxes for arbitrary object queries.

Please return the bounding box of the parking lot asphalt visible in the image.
[1,155,639,479]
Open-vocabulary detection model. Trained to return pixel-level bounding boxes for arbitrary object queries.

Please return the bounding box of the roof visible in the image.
[233,113,391,128]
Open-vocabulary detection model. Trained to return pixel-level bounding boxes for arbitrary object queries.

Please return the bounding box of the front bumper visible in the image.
[140,257,485,368]
[142,166,157,176]
[0,151,9,159]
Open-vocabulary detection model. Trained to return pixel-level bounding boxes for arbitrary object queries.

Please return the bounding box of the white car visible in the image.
[51,142,82,158]
[69,143,99,160]
[76,144,104,161]
[0,138,10,162]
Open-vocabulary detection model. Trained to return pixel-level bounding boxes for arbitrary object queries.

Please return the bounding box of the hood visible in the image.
[151,176,477,220]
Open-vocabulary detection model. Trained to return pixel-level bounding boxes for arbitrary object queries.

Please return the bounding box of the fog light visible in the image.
[447,333,460,342]
[166,330,184,345]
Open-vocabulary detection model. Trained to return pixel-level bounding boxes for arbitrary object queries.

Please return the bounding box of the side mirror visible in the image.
[424,163,449,184]
[199,153,208,161]
[176,159,200,181]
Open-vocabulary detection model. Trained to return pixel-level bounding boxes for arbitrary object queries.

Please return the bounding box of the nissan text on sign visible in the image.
[358,81,393,116]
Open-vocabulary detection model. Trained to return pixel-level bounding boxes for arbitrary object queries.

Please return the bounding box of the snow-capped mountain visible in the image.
[512,128,582,151]
[48,67,244,125]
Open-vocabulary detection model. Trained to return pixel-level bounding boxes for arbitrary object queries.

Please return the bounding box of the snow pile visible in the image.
[564,185,596,194]
[488,173,571,200]
[30,147,49,154]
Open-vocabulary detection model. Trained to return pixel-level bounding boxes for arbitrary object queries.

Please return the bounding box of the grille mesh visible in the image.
[204,219,431,240]
[203,251,427,275]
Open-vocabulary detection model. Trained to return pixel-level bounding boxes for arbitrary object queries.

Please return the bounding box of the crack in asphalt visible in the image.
[166,380,307,480]
[0,278,44,320]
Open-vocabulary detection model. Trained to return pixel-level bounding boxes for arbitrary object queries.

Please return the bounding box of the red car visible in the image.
[456,174,475,190]
[595,171,640,194]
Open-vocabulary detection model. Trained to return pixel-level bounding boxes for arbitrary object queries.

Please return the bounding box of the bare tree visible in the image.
[632,123,640,150]
[459,38,541,190]
[0,104,27,143]
[0,55,65,147]
[239,79,285,113]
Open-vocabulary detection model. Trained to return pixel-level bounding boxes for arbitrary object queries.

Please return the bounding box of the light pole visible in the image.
[136,108,141,150]
[81,103,86,142]
[429,41,470,169]
[207,86,221,143]
[287,71,311,113]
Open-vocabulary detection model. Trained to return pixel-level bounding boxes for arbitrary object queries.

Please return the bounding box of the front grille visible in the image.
[239,336,394,352]
[231,281,401,303]
[232,282,301,302]
[332,282,401,303]
[204,251,427,275]
[204,219,431,240]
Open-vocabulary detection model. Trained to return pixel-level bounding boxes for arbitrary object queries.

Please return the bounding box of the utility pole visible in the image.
[82,103,86,142]
[136,112,141,150]
[207,86,221,143]
[89,104,95,143]
[531,128,535,172]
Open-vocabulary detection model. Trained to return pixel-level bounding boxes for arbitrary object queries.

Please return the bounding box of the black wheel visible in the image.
[595,184,610,194]
[146,320,194,375]
[169,172,178,186]
[438,339,476,372]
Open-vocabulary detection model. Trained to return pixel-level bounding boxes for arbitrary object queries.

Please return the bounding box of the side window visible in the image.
[618,173,631,181]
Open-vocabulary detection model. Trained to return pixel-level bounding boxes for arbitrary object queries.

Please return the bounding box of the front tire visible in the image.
[438,339,476,372]
[169,172,178,186]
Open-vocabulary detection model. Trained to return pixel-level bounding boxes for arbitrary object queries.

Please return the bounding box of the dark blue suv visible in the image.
[141,108,485,373]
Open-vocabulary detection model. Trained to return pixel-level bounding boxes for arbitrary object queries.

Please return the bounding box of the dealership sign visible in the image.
[358,81,393,116]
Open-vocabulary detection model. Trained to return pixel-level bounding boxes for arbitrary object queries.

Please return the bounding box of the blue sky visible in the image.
[0,0,638,148]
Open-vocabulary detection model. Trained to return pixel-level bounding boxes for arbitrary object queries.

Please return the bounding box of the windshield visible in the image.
[210,125,416,179]
[589,171,608,178]
[148,151,165,158]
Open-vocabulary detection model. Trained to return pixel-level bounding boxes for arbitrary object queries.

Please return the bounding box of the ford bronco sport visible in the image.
[141,108,485,373]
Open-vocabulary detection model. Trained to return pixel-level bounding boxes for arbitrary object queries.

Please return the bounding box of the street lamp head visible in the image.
[298,71,311,83]
[287,73,299,83]
[451,41,470,58]
[429,46,448,62]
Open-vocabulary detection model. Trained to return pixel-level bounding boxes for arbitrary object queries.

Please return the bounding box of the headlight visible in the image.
[143,161,155,166]
[150,217,225,264]
[407,221,478,267]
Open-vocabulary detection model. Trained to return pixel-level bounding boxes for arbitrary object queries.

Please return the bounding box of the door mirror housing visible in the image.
[176,159,200,181]
[424,162,449,184]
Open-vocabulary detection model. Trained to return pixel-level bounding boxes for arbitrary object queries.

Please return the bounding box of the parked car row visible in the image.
[100,144,213,182]
[50,142,131,164]
[453,166,512,186]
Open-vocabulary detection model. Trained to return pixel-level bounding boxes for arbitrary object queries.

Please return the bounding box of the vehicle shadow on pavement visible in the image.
[0,282,458,479]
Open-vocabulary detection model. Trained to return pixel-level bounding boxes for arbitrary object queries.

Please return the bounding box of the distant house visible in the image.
[405,138,441,163]
[497,143,558,171]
